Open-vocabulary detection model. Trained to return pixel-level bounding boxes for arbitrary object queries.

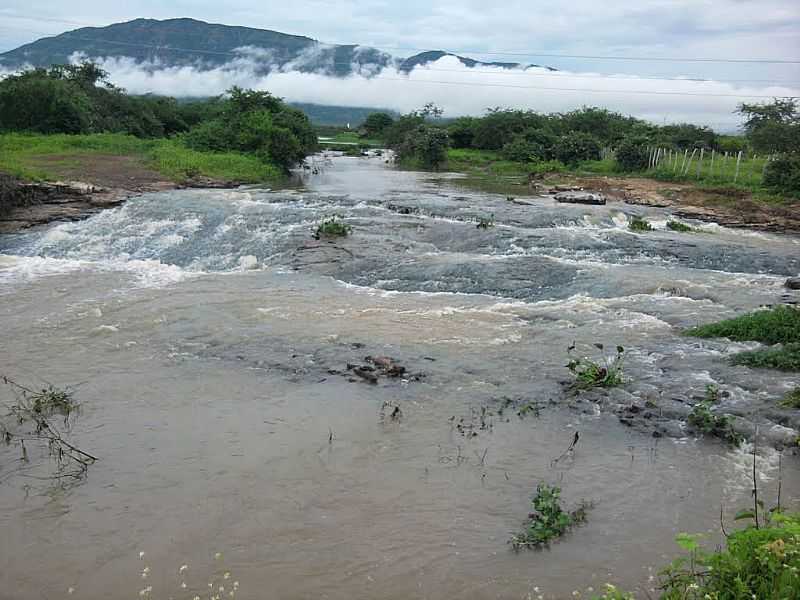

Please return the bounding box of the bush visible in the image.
[660,513,800,599]
[553,131,602,165]
[501,136,546,163]
[394,124,450,169]
[615,138,650,171]
[629,216,653,232]
[763,153,800,196]
[361,112,394,137]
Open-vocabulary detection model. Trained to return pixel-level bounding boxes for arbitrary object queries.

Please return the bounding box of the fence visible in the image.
[643,146,773,187]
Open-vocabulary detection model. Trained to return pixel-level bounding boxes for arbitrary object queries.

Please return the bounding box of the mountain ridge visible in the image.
[0,17,550,76]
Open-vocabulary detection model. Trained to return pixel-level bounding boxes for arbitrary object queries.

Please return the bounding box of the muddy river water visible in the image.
[1,154,799,599]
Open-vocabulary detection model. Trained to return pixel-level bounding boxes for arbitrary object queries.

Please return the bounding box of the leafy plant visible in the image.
[566,343,625,390]
[780,387,800,409]
[314,215,351,238]
[659,443,799,599]
[628,216,653,232]
[687,398,743,445]
[667,220,693,232]
[589,584,635,600]
[476,215,495,229]
[614,137,650,172]
[510,484,590,550]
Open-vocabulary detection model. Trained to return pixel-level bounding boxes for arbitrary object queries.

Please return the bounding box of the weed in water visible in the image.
[686,306,800,346]
[314,215,351,239]
[780,387,800,409]
[628,216,653,232]
[566,343,625,390]
[687,399,743,445]
[510,483,591,550]
[666,220,693,232]
[476,214,495,229]
[731,343,800,371]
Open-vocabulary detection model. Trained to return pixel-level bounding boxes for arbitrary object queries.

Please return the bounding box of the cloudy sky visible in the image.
[1,1,799,128]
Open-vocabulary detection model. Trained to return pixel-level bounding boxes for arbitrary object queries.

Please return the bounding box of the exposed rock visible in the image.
[785,277,800,290]
[554,191,606,206]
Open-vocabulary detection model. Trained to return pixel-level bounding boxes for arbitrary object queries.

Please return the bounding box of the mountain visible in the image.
[0,18,552,76]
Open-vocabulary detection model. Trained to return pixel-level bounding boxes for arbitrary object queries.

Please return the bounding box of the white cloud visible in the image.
[58,54,800,130]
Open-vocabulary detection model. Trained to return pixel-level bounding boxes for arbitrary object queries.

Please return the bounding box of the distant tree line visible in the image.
[363,99,800,194]
[0,62,317,171]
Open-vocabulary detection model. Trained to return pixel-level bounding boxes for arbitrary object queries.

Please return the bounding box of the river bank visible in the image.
[440,148,800,233]
[1,153,799,598]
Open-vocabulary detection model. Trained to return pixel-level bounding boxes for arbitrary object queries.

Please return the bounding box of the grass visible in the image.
[0,132,282,184]
[566,343,625,390]
[686,306,800,346]
[731,343,800,371]
[628,216,653,232]
[510,484,590,551]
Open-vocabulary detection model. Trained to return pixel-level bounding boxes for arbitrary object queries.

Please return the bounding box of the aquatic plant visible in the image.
[314,215,351,238]
[628,216,653,232]
[686,306,800,346]
[666,220,693,232]
[589,584,635,600]
[566,343,625,390]
[130,550,240,600]
[510,484,590,550]
[476,214,495,229]
[731,343,800,371]
[658,444,798,600]
[687,398,742,445]
[781,387,800,409]
[1,375,96,483]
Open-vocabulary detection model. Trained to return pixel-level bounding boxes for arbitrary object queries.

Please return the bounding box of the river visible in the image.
[1,153,798,599]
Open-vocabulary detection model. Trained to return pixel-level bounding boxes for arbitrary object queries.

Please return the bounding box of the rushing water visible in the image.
[1,154,799,599]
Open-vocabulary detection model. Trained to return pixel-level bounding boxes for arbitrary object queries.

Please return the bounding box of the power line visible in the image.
[2,12,800,66]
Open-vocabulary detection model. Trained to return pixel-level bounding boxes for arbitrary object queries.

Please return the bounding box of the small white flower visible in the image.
[179,564,188,573]
[67,587,75,595]
[193,596,200,600]
[214,552,223,560]
[223,572,230,580]
[233,581,239,590]
[139,551,146,560]
[219,585,225,593]
[533,588,540,593]
[229,592,235,598]
[181,582,187,589]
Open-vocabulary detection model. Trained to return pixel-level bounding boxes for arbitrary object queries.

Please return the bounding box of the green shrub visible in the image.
[629,216,653,232]
[687,399,743,445]
[763,153,800,197]
[781,387,800,409]
[615,138,650,171]
[510,484,590,550]
[501,136,546,163]
[553,131,602,165]
[660,513,800,599]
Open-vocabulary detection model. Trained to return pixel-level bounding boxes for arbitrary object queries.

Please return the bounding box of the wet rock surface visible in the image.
[554,191,607,205]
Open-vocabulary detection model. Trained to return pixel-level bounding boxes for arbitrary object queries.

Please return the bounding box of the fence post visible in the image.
[709,149,715,179]
[680,149,689,174]
[733,150,743,183]
[697,148,704,178]
[683,148,697,176]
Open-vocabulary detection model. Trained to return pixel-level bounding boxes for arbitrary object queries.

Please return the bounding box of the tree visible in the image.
[737,98,799,154]
[614,137,650,172]
[393,125,450,169]
[553,132,601,165]
[362,112,394,137]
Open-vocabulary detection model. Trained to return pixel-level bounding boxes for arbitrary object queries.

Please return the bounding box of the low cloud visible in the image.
[4,53,798,130]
